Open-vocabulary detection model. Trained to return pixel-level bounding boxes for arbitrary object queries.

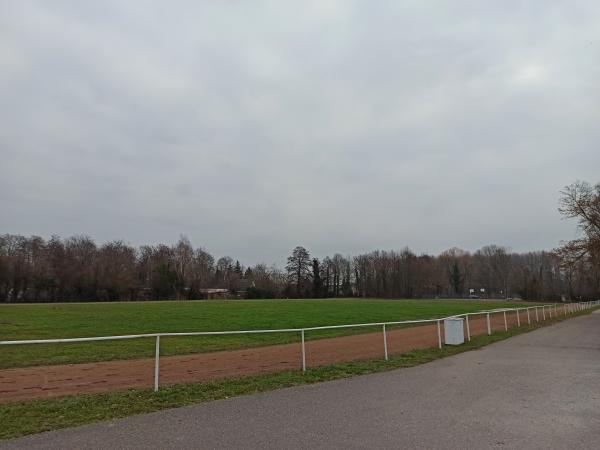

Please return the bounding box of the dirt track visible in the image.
[0,308,558,404]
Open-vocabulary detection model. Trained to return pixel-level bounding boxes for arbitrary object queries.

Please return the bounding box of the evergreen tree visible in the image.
[312,258,323,298]
[285,246,311,297]
[234,260,243,276]
[449,260,465,296]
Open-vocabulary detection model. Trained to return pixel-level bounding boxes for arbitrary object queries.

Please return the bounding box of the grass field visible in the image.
[0,298,533,369]
[2,306,593,441]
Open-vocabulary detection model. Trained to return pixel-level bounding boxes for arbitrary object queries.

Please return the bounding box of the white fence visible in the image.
[1,300,598,393]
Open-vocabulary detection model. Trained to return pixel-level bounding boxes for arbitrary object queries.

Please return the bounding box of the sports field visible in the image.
[0,298,528,369]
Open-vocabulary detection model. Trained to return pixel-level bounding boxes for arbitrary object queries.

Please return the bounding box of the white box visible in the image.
[444,318,465,345]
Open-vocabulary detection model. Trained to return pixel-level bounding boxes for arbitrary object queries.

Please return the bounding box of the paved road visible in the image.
[3,311,599,450]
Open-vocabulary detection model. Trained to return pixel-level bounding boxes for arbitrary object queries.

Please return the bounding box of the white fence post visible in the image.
[383,324,388,361]
[301,329,306,372]
[542,305,546,321]
[516,309,520,327]
[535,306,539,322]
[437,320,442,349]
[486,313,491,335]
[154,335,160,392]
[527,308,531,325]
[465,315,471,342]
[503,311,507,331]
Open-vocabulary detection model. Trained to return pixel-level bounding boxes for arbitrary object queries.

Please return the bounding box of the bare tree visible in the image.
[554,181,600,299]
[96,241,137,301]
[172,236,194,299]
[558,181,600,262]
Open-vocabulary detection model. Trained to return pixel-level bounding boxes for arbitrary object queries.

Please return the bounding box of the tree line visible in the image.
[1,182,598,302]
[1,238,595,302]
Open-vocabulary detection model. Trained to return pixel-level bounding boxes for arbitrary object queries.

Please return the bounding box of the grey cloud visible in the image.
[1,0,599,265]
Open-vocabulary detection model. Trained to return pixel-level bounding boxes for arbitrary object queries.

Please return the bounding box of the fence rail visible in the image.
[1,300,598,393]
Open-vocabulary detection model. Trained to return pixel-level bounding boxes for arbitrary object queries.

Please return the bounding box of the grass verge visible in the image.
[0,307,595,440]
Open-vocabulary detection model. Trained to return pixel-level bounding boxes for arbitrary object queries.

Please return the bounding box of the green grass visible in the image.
[1,307,593,441]
[0,298,533,368]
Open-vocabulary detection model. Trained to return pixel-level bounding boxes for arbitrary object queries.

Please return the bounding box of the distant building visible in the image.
[198,288,229,300]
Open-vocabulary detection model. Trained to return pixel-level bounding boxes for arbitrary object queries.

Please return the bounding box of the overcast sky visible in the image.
[1,1,599,266]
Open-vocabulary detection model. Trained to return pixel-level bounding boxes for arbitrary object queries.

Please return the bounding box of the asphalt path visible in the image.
[3,311,599,449]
